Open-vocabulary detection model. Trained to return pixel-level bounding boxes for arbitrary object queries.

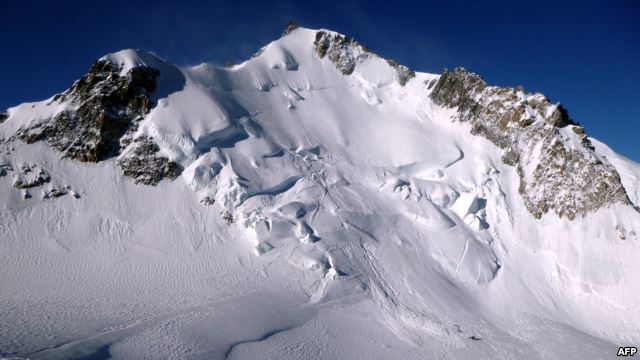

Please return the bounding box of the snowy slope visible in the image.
[1,26,639,359]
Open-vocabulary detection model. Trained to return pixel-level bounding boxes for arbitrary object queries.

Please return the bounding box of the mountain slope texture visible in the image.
[1,24,639,359]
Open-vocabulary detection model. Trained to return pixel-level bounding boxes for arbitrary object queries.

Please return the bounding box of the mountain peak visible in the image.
[2,24,640,359]
[282,19,300,36]
[430,67,635,218]
[100,49,166,76]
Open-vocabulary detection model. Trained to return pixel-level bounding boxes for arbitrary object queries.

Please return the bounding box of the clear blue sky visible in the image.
[1,0,638,160]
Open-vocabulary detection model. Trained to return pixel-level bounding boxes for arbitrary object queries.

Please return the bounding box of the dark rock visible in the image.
[117,135,182,186]
[430,68,486,113]
[18,59,159,162]
[430,67,634,219]
[200,196,215,205]
[0,160,12,177]
[282,20,299,36]
[425,79,438,90]
[314,31,331,58]
[13,165,50,189]
[313,31,370,75]
[16,57,183,187]
[0,111,8,123]
[47,189,67,198]
[546,104,571,127]
[222,211,234,224]
[387,60,415,86]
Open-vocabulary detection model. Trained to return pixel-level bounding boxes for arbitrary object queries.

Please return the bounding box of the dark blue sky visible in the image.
[1,0,638,160]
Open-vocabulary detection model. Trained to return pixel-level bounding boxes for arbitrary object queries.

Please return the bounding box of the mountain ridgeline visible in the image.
[1,23,640,358]
[3,23,636,218]
[429,68,634,219]
[14,56,181,185]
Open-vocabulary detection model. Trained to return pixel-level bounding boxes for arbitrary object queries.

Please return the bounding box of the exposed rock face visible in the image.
[117,135,182,186]
[18,60,158,162]
[200,195,215,205]
[430,67,634,219]
[387,60,415,86]
[282,20,299,36]
[313,31,414,86]
[0,111,8,123]
[313,31,371,75]
[1,157,80,201]
[12,164,50,189]
[0,158,12,177]
[43,188,68,199]
[15,57,181,185]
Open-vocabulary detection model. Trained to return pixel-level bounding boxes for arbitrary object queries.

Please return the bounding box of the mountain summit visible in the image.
[1,25,639,359]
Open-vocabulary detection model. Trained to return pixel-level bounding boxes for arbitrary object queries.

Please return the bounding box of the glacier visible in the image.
[0,25,639,359]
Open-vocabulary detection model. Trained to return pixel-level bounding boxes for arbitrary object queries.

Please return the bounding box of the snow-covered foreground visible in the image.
[1,26,639,359]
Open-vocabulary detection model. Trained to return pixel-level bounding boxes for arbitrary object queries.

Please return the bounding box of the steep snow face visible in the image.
[1,26,639,359]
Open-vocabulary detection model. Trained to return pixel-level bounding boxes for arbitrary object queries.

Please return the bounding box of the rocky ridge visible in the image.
[430,67,635,219]
[117,135,182,185]
[2,25,635,217]
[313,30,370,76]
[14,57,181,185]
[312,29,415,86]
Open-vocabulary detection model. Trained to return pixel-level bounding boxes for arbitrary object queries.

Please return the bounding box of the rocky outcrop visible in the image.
[313,31,371,75]
[0,111,8,123]
[387,60,415,86]
[0,158,12,177]
[282,20,299,36]
[117,135,182,186]
[313,31,414,86]
[12,164,50,189]
[430,67,633,219]
[18,59,158,162]
[15,57,181,186]
[42,188,68,199]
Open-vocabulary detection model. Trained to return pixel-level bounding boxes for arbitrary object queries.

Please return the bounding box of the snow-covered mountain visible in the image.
[1,23,639,359]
